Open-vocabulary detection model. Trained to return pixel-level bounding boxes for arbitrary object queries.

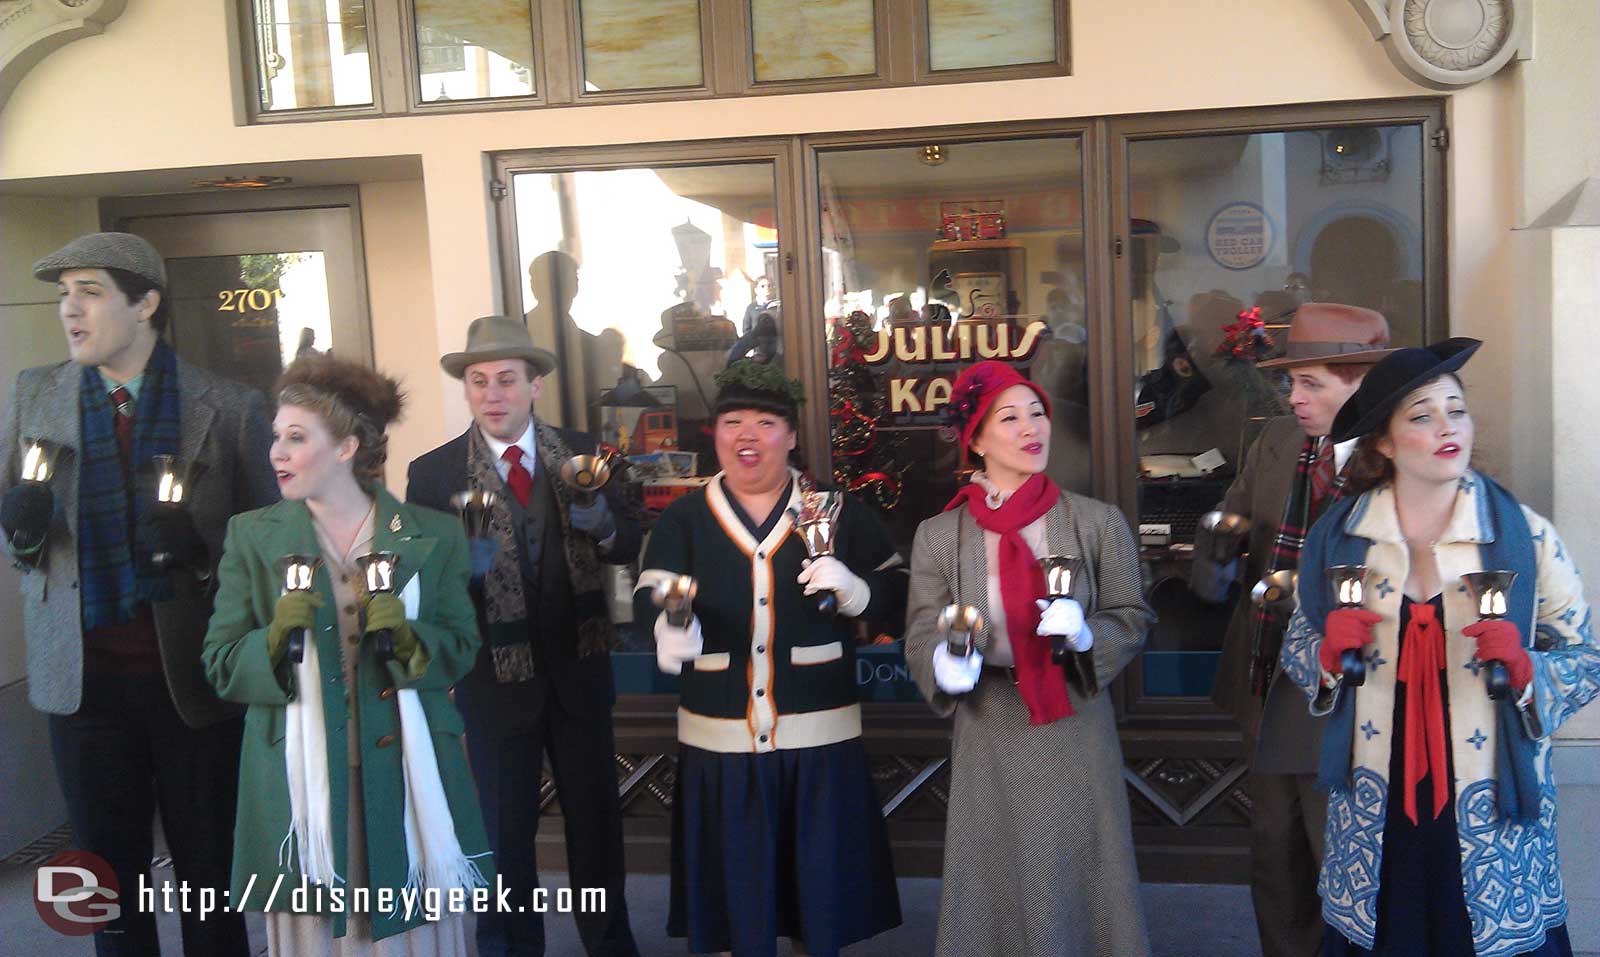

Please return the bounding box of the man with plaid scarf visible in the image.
[1193,302,1396,957]
[1,232,276,955]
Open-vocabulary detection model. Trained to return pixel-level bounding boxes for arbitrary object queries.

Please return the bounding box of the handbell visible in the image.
[1461,570,1519,700]
[1250,569,1299,611]
[19,436,64,484]
[791,489,844,616]
[559,450,616,507]
[356,551,402,661]
[1326,565,1369,687]
[275,554,323,664]
[937,603,985,658]
[1198,510,1252,561]
[149,454,208,569]
[1040,554,1097,695]
[450,489,499,539]
[650,574,698,628]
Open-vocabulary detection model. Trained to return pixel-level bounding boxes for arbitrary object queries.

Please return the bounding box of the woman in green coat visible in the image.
[203,355,492,954]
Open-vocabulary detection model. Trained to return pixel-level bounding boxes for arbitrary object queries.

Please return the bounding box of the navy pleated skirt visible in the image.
[668,737,903,957]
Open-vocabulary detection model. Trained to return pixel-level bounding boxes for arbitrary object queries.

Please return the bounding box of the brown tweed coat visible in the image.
[905,490,1154,957]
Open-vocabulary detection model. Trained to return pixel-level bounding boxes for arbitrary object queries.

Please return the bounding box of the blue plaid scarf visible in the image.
[78,341,182,629]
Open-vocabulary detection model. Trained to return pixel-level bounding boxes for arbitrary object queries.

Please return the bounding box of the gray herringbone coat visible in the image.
[905,490,1154,957]
[2,356,278,723]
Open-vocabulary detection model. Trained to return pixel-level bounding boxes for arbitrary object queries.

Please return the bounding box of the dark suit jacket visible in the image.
[405,422,639,720]
[1,355,278,725]
[1202,415,1328,773]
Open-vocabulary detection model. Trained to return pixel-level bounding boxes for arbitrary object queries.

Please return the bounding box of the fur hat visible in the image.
[275,354,405,431]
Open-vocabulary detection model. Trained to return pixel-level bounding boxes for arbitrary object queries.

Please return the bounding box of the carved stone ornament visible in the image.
[1349,0,1531,88]
[1,0,129,113]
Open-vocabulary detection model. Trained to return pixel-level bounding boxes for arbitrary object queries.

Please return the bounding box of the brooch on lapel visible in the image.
[389,514,403,533]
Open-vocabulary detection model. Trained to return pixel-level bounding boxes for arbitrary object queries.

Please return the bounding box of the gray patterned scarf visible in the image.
[467,420,612,682]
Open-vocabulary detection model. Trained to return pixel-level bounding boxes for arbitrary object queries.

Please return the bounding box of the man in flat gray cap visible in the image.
[1,232,276,956]
[407,316,641,957]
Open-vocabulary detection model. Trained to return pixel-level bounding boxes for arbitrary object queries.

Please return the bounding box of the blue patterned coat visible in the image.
[1281,473,1599,957]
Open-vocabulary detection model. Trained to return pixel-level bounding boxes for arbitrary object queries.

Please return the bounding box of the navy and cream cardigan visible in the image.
[633,470,904,753]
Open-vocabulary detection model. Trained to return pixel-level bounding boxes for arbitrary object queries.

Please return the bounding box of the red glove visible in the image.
[1319,608,1383,674]
[1463,619,1534,691]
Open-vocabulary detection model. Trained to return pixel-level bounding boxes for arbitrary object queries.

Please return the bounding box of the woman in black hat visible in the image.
[1279,338,1598,956]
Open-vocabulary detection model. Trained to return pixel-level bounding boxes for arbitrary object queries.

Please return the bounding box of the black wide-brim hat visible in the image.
[1330,337,1481,443]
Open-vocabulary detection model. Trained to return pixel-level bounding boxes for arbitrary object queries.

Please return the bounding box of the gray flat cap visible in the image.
[32,232,167,287]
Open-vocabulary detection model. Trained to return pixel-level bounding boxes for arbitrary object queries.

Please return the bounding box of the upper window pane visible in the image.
[580,0,704,91]
[927,0,1055,72]
[751,0,875,82]
[412,1,535,102]
[252,0,373,111]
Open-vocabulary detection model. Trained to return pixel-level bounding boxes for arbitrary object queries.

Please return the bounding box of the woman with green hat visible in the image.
[1281,338,1597,956]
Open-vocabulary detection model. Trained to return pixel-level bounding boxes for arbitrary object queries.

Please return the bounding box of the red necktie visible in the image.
[110,386,135,462]
[1310,437,1336,511]
[502,446,532,508]
[1398,602,1450,825]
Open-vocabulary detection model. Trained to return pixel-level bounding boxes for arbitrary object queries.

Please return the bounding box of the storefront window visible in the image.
[251,0,373,111]
[927,0,1056,72]
[1127,123,1428,698]
[580,0,704,91]
[816,136,1089,546]
[412,0,535,101]
[750,0,876,82]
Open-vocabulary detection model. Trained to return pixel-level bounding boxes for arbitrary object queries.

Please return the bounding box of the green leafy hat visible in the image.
[713,360,806,420]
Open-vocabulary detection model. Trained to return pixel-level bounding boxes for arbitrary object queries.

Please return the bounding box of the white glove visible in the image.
[654,612,703,676]
[1035,598,1092,652]
[932,642,983,695]
[797,557,871,617]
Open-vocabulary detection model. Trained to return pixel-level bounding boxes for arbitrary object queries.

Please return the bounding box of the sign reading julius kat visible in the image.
[850,315,1048,421]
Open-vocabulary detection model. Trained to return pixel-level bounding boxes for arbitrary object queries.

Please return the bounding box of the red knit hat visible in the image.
[945,361,1052,454]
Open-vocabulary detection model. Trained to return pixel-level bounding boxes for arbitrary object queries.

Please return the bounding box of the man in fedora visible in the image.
[406,316,641,957]
[1,232,275,955]
[1192,302,1398,957]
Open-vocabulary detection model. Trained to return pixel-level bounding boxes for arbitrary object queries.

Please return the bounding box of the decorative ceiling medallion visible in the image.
[1,0,129,113]
[1348,0,1529,88]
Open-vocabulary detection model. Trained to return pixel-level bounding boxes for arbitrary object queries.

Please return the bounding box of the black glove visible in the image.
[139,504,210,572]
[2,482,54,556]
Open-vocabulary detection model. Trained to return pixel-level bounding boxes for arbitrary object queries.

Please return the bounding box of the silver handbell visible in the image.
[937,603,985,658]
[1461,571,1519,700]
[651,574,698,628]
[276,554,323,664]
[1326,565,1369,688]
[355,551,402,661]
[450,489,499,538]
[559,445,620,507]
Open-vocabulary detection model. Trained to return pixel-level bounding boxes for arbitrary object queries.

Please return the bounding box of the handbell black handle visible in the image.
[1341,649,1367,687]
[816,591,838,617]
[1050,634,1068,664]
[369,628,395,661]
[288,627,306,664]
[1486,661,1511,700]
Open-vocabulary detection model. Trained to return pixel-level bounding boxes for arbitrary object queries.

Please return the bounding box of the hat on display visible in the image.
[944,360,1051,455]
[33,232,167,287]
[441,315,558,380]
[1257,302,1397,369]
[1330,337,1482,444]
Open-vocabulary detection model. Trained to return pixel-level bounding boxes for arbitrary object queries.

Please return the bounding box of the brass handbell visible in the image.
[276,554,323,664]
[1039,555,1098,696]
[791,490,844,616]
[559,446,618,507]
[1326,565,1369,687]
[450,490,499,538]
[149,454,208,569]
[937,603,985,658]
[651,574,698,628]
[355,551,402,661]
[1461,570,1519,700]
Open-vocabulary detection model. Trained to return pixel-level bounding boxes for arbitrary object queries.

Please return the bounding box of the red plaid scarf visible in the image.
[1249,436,1345,695]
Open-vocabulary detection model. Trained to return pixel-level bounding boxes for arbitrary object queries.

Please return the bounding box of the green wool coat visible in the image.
[202,488,493,941]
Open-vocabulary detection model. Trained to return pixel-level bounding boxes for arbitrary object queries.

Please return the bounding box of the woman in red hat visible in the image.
[904,360,1155,957]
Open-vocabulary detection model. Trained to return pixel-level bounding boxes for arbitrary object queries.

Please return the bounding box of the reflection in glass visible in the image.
[751,0,875,82]
[253,0,373,111]
[165,252,332,397]
[927,0,1055,72]
[1128,124,1426,698]
[580,0,703,91]
[510,163,780,637]
[816,136,1088,546]
[413,0,534,101]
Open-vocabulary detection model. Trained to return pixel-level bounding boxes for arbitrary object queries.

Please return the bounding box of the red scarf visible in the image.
[1397,601,1450,825]
[944,473,1072,725]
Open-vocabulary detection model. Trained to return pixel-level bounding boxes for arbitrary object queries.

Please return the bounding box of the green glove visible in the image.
[364,592,421,665]
[267,590,323,664]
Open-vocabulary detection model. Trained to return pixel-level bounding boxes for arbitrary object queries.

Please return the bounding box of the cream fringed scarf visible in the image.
[281,574,490,913]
